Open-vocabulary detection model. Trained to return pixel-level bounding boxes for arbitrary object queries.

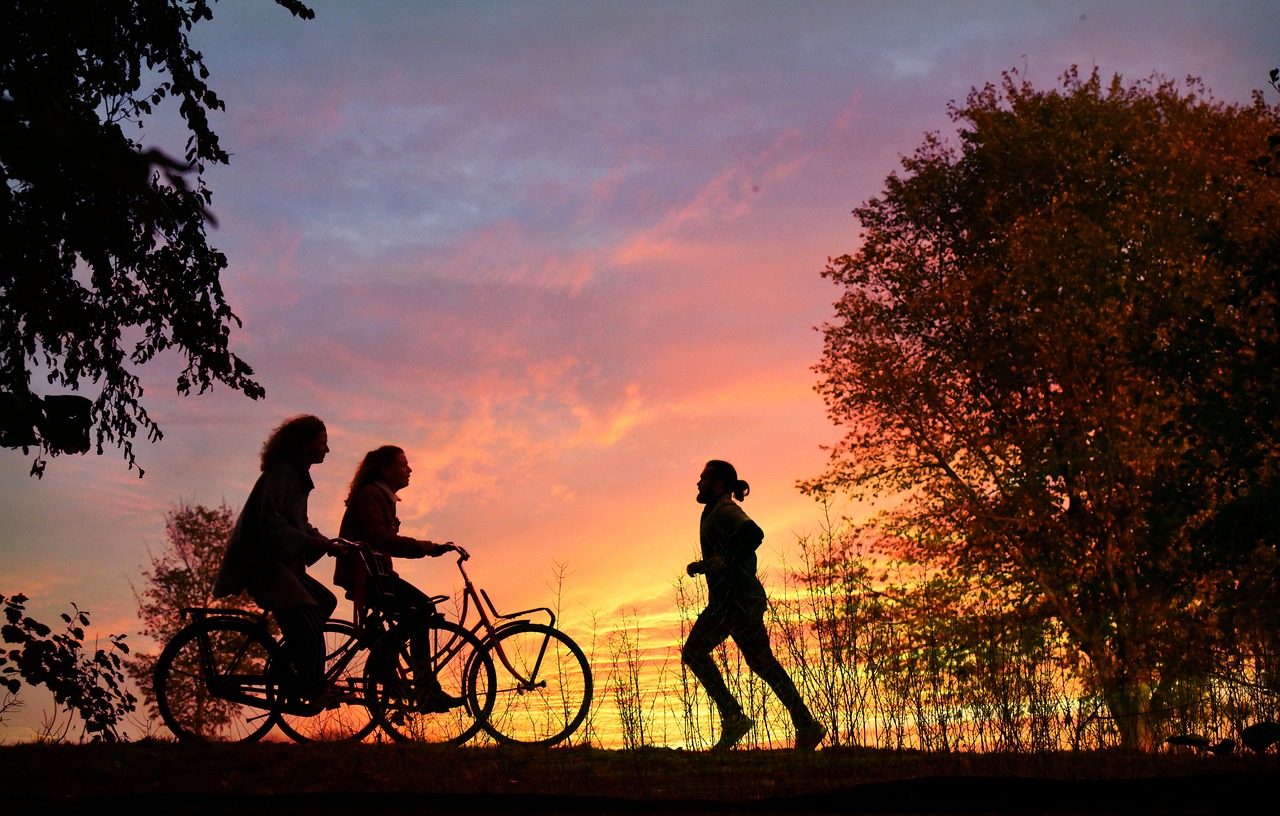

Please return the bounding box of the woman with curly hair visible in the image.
[214,414,342,704]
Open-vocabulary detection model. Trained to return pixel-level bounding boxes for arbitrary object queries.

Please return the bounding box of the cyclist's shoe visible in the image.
[415,687,464,713]
[794,721,827,751]
[405,669,465,713]
[712,712,753,750]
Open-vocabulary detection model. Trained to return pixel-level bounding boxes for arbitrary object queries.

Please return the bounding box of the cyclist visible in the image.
[212,414,344,705]
[683,459,827,751]
[334,445,469,713]
[333,445,467,618]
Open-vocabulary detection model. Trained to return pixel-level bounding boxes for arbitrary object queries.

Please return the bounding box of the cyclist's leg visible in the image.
[275,604,326,698]
[277,620,377,742]
[384,575,437,618]
[373,576,454,700]
[274,576,338,700]
[365,618,495,744]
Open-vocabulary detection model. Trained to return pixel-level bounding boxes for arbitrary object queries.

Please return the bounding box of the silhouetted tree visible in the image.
[807,68,1280,749]
[0,0,314,476]
[127,501,241,725]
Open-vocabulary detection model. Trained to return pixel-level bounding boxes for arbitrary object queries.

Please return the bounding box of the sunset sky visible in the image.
[3,0,1278,742]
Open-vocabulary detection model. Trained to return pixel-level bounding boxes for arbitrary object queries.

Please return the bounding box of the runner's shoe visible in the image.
[712,712,753,750]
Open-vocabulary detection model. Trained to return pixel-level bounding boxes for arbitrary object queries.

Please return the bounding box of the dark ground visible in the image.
[2,741,1276,814]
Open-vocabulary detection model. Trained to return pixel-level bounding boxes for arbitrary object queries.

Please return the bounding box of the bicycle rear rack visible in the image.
[179,606,270,625]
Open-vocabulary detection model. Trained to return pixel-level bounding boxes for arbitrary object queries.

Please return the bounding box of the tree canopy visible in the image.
[808,68,1280,748]
[0,0,313,476]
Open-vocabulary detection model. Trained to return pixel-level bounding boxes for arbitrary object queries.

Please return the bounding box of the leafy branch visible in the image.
[1,593,137,741]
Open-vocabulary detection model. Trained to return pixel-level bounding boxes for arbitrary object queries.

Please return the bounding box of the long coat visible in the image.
[213,460,328,610]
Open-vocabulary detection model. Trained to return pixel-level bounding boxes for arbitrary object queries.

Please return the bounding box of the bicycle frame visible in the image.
[176,606,364,717]
[446,556,562,690]
[451,556,551,631]
[176,607,280,709]
[334,541,475,677]
[327,544,590,745]
[332,541,488,708]
[338,541,577,701]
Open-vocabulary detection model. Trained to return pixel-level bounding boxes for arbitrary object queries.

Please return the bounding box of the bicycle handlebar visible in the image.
[332,537,471,562]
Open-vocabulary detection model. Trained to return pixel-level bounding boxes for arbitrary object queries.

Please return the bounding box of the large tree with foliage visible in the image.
[0,0,313,476]
[807,68,1280,749]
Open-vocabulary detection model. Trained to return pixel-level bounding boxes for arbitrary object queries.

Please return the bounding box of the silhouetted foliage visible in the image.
[0,593,136,741]
[126,502,244,725]
[807,68,1280,749]
[1240,720,1280,753]
[0,0,314,476]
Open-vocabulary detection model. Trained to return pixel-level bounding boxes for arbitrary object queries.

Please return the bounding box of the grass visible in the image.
[3,740,1276,810]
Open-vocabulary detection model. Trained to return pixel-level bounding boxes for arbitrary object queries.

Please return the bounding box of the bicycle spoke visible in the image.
[277,620,377,742]
[154,618,279,742]
[478,623,592,747]
[367,618,494,745]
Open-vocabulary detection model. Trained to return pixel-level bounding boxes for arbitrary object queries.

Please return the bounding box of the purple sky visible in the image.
[2,0,1277,742]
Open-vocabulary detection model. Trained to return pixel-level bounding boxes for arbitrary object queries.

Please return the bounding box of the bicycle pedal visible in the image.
[315,688,361,710]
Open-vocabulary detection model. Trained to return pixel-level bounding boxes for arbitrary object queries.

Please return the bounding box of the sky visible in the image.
[3,0,1278,742]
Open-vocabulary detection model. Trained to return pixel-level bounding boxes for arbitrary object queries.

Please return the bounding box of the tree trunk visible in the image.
[1102,678,1154,751]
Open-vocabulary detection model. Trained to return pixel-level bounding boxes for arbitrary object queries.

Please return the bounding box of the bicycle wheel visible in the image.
[365,617,495,744]
[276,620,377,742]
[154,617,280,742]
[476,623,593,746]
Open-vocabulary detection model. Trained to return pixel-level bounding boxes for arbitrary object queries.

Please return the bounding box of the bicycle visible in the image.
[276,615,378,742]
[447,553,594,747]
[152,545,496,743]
[152,606,376,742]
[324,539,497,745]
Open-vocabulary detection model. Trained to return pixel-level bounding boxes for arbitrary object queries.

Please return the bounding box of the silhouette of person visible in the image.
[213,414,341,704]
[683,459,827,750]
[333,445,466,620]
[333,444,469,712]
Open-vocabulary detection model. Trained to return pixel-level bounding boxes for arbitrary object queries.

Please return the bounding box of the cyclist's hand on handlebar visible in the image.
[325,537,348,556]
[425,541,467,560]
[433,541,469,560]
